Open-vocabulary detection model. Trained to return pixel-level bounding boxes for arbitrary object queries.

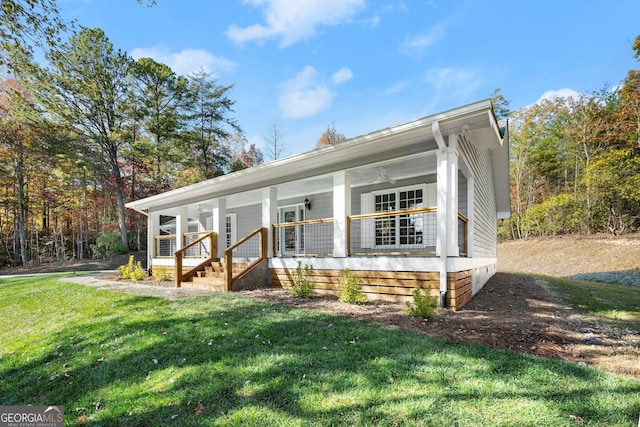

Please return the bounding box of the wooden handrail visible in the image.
[349,206,437,221]
[174,231,217,287]
[223,227,268,291]
[272,217,334,228]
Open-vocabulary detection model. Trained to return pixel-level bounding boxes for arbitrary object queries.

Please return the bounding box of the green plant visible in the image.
[153,265,171,281]
[286,261,314,298]
[91,231,128,258]
[404,288,438,318]
[338,268,367,304]
[119,255,146,281]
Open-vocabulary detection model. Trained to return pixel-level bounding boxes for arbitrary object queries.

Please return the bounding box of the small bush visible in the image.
[405,288,438,318]
[338,268,368,304]
[153,266,171,281]
[119,255,146,281]
[91,231,128,259]
[286,261,314,298]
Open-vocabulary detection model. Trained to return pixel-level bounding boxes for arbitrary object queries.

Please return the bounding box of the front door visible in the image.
[279,205,305,255]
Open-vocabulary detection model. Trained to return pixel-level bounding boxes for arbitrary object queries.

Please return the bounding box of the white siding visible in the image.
[458,136,498,258]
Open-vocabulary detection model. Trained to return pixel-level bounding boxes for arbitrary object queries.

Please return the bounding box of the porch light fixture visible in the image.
[304,197,311,211]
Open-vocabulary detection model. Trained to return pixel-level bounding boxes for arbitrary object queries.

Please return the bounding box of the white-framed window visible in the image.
[226,213,237,247]
[361,184,435,249]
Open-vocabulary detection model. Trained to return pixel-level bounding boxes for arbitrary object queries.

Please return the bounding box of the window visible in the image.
[362,184,435,249]
[225,214,237,247]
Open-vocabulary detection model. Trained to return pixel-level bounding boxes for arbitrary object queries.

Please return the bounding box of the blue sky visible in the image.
[58,0,639,156]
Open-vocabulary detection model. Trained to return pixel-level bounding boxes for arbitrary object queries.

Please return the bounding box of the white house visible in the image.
[125,99,510,309]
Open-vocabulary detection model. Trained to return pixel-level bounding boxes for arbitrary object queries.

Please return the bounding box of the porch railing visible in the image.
[458,212,468,256]
[155,231,214,258]
[272,218,334,257]
[224,227,268,291]
[174,231,217,287]
[155,234,176,258]
[348,207,438,256]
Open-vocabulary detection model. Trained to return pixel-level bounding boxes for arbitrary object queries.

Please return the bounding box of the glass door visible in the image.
[279,205,305,254]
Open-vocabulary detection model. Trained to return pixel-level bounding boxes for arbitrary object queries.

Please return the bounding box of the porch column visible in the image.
[147,211,160,272]
[332,171,351,257]
[446,134,459,257]
[176,206,188,250]
[212,198,226,258]
[262,187,277,258]
[436,147,448,298]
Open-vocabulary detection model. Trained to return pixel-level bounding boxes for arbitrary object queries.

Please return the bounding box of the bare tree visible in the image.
[264,120,288,161]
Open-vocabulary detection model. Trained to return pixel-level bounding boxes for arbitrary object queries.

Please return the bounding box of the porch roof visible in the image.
[126,99,508,216]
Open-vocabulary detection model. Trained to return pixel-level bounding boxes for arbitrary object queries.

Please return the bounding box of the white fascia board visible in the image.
[126,100,495,214]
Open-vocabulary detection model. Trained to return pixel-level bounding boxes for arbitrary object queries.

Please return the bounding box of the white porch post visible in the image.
[212,198,227,258]
[147,211,159,272]
[436,147,448,299]
[332,171,351,257]
[262,187,277,258]
[176,206,188,250]
[446,134,459,257]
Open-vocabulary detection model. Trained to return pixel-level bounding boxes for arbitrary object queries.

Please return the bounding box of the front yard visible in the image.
[1,274,639,426]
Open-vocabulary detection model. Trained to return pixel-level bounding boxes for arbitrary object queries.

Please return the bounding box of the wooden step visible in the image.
[181,277,226,292]
[198,270,225,279]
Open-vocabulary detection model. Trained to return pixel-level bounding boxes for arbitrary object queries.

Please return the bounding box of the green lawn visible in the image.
[1,274,639,426]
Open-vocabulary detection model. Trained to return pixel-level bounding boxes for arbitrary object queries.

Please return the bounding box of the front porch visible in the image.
[127,100,509,311]
[148,205,475,309]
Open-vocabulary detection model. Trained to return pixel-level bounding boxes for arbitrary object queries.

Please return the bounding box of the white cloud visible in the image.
[401,23,446,56]
[377,81,409,96]
[130,46,237,76]
[331,67,353,85]
[226,0,366,48]
[534,88,580,104]
[424,67,483,100]
[279,66,336,119]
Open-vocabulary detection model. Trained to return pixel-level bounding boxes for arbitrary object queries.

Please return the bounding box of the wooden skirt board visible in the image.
[272,268,473,308]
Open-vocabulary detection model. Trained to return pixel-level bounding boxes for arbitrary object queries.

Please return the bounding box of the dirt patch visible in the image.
[2,237,639,379]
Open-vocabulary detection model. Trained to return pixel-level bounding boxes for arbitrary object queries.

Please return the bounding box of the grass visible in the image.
[1,274,639,426]
[542,275,640,330]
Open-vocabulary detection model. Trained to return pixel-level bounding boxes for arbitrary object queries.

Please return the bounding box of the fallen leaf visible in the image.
[76,416,90,424]
[569,414,583,423]
[194,402,204,415]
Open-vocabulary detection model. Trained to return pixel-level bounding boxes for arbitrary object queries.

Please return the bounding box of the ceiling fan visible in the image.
[369,167,396,184]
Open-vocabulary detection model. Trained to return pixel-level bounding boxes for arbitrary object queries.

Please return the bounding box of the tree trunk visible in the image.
[110,157,129,250]
[15,152,28,266]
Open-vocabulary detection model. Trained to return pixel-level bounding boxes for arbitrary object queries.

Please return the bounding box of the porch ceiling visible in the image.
[179,153,437,217]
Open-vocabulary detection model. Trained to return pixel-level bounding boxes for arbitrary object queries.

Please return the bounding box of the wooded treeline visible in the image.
[499,35,640,239]
[0,1,638,267]
[0,26,262,267]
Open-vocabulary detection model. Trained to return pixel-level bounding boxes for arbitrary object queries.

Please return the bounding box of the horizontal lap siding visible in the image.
[458,136,497,258]
[272,268,440,303]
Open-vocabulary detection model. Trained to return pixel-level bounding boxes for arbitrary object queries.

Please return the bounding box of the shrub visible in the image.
[338,268,367,304]
[91,231,127,259]
[153,266,171,282]
[286,261,314,298]
[119,255,146,281]
[404,288,438,318]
